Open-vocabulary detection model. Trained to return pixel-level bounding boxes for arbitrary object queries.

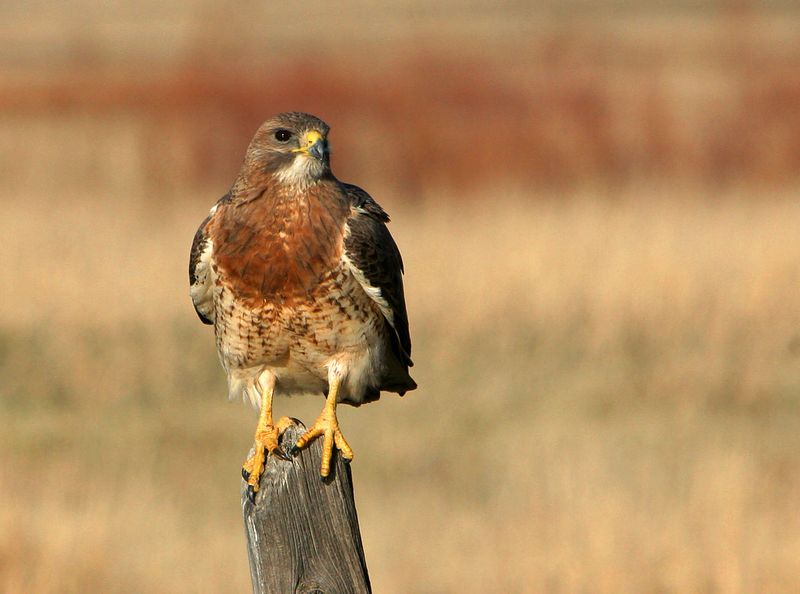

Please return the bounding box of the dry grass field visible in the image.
[3,2,800,593]
[3,187,800,593]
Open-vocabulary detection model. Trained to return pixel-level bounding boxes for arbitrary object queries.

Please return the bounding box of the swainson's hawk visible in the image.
[189,112,416,500]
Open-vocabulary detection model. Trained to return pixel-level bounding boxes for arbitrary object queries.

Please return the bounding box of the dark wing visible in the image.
[189,194,231,325]
[342,183,413,367]
[189,215,214,324]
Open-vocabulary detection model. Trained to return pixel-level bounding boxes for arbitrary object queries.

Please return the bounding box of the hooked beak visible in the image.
[292,130,327,161]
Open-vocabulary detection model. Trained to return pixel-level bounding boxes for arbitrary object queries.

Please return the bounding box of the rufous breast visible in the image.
[210,184,349,306]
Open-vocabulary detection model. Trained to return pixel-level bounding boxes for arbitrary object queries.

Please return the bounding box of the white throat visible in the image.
[274,155,325,189]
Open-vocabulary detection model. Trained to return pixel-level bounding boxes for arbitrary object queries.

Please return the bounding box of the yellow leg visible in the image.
[242,373,293,501]
[294,374,354,477]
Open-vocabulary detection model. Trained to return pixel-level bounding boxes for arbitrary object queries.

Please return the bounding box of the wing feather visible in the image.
[189,193,231,325]
[341,183,413,366]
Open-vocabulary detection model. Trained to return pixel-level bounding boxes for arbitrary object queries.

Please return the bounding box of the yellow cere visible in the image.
[291,129,323,154]
[304,130,322,145]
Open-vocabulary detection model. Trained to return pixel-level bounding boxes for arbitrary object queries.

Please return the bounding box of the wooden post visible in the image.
[241,420,372,594]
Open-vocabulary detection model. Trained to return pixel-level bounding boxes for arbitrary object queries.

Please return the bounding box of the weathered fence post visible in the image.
[241,420,372,594]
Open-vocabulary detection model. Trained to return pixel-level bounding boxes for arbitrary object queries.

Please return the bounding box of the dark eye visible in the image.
[274,129,292,142]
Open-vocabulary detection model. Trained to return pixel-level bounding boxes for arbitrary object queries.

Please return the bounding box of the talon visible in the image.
[294,406,353,478]
[241,420,293,495]
[273,446,291,462]
[335,429,354,461]
[242,376,296,499]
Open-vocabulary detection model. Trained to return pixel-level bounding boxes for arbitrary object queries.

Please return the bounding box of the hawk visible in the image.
[189,112,416,500]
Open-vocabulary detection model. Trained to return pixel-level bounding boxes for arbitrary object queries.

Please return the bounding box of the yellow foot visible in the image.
[242,416,294,503]
[294,408,354,478]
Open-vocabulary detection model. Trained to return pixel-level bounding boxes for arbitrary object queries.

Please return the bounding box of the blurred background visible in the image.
[2,1,800,592]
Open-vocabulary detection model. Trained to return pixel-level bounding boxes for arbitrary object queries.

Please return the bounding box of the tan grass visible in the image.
[3,187,800,592]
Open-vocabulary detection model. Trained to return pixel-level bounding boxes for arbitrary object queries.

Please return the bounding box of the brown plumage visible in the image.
[189,112,416,497]
[211,179,348,305]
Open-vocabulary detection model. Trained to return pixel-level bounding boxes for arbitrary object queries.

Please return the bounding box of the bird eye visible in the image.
[274,129,292,142]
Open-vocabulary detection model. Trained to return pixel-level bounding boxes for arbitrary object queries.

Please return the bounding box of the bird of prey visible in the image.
[189,112,416,500]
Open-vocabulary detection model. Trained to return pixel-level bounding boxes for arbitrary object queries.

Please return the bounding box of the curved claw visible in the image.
[272,446,291,462]
[246,484,257,504]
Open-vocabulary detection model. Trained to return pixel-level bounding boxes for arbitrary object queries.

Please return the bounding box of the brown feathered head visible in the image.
[236,112,332,191]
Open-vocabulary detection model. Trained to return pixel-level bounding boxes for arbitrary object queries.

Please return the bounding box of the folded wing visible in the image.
[341,183,413,368]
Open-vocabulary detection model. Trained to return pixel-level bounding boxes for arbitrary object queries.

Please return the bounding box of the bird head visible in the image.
[244,112,332,189]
